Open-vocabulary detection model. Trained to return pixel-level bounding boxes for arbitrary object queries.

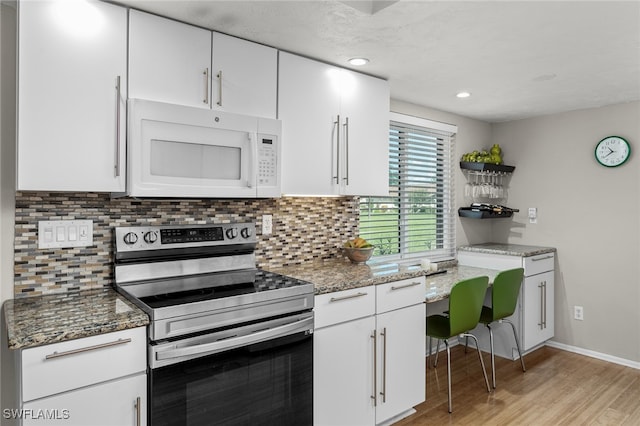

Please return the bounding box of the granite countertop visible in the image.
[265,258,456,296]
[4,288,149,350]
[425,265,500,302]
[458,243,556,257]
[267,259,500,303]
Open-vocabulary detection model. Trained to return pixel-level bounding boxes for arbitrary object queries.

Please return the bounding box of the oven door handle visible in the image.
[155,316,313,362]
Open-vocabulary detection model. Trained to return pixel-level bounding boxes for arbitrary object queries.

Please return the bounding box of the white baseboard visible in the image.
[546,340,640,370]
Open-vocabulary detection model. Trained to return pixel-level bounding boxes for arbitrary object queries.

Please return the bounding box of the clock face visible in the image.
[595,136,631,167]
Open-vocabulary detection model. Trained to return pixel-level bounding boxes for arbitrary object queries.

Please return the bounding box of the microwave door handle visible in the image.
[247,133,256,188]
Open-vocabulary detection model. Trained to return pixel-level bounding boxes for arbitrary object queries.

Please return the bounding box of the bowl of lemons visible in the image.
[342,237,374,264]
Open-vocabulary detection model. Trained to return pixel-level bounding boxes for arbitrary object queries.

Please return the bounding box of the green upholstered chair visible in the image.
[426,276,491,413]
[478,267,526,389]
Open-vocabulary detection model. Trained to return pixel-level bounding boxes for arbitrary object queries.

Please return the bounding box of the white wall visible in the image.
[390,99,494,246]
[492,102,640,363]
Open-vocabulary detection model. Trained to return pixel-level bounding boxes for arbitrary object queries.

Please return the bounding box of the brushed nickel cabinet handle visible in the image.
[543,281,547,329]
[334,115,341,184]
[135,396,141,426]
[531,255,554,262]
[45,338,132,360]
[538,283,544,330]
[216,70,222,106]
[343,117,349,185]
[371,330,377,406]
[380,327,387,403]
[203,68,210,104]
[329,292,367,302]
[391,281,421,291]
[114,75,121,177]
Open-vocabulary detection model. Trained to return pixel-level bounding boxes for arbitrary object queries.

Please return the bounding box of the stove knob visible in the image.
[225,227,238,239]
[144,231,159,244]
[123,232,138,245]
[240,227,252,239]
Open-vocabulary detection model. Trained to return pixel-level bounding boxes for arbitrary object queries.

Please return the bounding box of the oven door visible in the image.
[127,98,261,198]
[149,312,313,426]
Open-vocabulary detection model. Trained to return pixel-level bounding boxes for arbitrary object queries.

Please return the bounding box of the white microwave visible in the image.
[124,99,281,198]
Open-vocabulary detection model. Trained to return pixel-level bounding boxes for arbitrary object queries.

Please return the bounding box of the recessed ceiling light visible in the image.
[348,58,369,66]
[456,91,471,98]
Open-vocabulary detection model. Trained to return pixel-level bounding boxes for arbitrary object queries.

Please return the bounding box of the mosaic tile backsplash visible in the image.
[14,192,359,297]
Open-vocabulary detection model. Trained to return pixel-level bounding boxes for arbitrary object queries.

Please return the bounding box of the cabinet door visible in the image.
[314,316,376,426]
[340,72,390,196]
[278,52,341,196]
[23,374,146,426]
[522,270,554,350]
[212,32,277,118]
[375,304,426,424]
[129,10,211,108]
[17,0,127,191]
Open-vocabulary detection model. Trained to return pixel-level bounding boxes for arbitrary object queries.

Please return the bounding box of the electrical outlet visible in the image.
[528,207,537,224]
[574,305,584,321]
[262,214,273,235]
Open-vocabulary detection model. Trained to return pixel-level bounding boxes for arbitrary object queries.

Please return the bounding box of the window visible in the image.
[359,112,457,261]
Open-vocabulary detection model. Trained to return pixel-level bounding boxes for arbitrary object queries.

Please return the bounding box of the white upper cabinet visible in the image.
[211,32,277,118]
[278,52,390,196]
[340,71,390,197]
[17,0,127,192]
[129,10,212,109]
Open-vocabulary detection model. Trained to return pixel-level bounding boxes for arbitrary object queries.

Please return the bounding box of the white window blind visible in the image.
[359,114,456,261]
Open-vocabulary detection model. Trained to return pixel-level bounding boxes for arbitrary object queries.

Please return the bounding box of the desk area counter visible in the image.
[458,243,556,257]
[425,265,500,303]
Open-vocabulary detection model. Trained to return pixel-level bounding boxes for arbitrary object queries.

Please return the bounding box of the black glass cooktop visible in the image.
[138,270,312,309]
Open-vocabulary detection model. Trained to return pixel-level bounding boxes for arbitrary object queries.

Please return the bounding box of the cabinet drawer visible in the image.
[314,286,375,329]
[523,253,555,276]
[376,277,426,314]
[22,327,146,402]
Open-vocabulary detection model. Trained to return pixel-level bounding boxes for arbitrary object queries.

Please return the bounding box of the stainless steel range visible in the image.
[114,222,314,426]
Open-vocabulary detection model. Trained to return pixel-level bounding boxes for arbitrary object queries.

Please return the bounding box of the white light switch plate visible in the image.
[38,220,93,249]
[262,214,273,235]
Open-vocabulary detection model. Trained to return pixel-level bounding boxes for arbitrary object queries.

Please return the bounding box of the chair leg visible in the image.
[464,333,491,393]
[487,324,496,389]
[434,339,441,367]
[428,336,432,368]
[464,335,469,353]
[445,339,452,413]
[503,318,526,372]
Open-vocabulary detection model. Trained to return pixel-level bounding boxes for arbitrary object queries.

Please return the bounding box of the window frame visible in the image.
[358,112,457,263]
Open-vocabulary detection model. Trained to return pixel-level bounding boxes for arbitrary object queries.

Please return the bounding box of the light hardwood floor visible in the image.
[394,346,640,425]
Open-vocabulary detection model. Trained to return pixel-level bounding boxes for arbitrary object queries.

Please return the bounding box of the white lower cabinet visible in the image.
[522,270,554,351]
[314,278,426,426]
[18,327,147,426]
[314,316,376,426]
[22,374,146,426]
[457,250,556,358]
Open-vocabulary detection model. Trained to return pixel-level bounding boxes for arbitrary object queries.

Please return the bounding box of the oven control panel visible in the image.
[115,223,256,252]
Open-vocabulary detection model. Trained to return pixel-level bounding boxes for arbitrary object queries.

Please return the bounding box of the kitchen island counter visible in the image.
[4,287,149,350]
[266,258,497,301]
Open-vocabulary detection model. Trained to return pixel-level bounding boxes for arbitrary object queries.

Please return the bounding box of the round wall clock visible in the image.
[594,136,631,167]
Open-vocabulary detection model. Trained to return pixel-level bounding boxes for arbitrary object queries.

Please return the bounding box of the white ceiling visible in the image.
[114,0,640,123]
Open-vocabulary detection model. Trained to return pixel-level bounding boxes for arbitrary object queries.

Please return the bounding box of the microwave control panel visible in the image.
[257,135,278,187]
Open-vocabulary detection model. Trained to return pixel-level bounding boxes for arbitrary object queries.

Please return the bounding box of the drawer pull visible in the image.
[329,292,367,302]
[45,338,132,360]
[531,255,554,262]
[391,281,421,291]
